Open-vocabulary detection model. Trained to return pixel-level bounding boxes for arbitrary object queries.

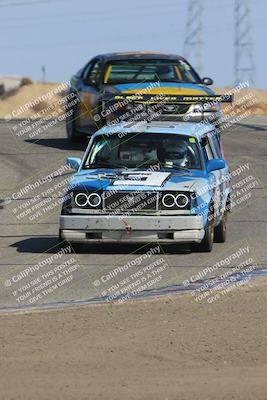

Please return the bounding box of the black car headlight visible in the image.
[161,192,191,210]
[191,104,219,113]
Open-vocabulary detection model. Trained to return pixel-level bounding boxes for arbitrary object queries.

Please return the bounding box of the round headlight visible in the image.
[162,193,176,208]
[88,193,101,207]
[75,193,88,207]
[175,194,189,208]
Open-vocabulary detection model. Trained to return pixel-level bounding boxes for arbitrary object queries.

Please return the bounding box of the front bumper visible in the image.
[60,214,205,243]
[152,111,221,123]
[104,103,222,124]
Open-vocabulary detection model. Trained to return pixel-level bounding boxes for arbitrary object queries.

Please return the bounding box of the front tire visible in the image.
[191,210,214,252]
[66,104,84,142]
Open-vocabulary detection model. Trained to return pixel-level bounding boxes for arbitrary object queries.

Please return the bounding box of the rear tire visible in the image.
[214,212,228,243]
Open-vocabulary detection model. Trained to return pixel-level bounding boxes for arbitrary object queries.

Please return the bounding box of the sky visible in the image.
[0,0,266,88]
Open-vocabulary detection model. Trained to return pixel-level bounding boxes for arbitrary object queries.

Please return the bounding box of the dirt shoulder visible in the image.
[0,278,266,400]
[0,82,64,119]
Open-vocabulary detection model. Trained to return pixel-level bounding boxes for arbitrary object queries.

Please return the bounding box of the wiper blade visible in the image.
[85,162,110,169]
[85,162,128,169]
[113,163,128,169]
[162,163,191,173]
[159,79,181,82]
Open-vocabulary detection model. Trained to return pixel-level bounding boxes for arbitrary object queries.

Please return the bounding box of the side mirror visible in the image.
[206,159,226,173]
[66,157,81,171]
[83,77,96,86]
[202,77,213,86]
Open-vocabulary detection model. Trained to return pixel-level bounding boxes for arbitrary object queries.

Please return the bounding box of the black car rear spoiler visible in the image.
[104,94,233,104]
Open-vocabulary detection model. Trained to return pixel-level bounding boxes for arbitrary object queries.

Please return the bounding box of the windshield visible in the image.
[103,59,201,84]
[84,133,202,170]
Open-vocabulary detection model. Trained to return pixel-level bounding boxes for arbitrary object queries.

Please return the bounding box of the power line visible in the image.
[234,0,255,86]
[0,0,56,7]
[183,0,203,75]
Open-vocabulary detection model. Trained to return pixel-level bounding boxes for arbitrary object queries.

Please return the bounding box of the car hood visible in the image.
[102,81,214,96]
[70,168,210,196]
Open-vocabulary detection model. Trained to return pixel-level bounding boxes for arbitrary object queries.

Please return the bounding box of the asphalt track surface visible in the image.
[0,116,266,311]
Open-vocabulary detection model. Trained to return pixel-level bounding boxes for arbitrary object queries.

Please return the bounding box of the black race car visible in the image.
[66,52,220,142]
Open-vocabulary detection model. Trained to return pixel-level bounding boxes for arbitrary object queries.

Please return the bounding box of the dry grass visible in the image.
[216,86,267,115]
[31,100,50,113]
[0,82,62,119]
[20,76,34,86]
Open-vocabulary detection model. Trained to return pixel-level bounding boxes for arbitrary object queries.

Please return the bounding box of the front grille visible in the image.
[104,191,158,212]
[135,102,191,115]
[162,104,191,114]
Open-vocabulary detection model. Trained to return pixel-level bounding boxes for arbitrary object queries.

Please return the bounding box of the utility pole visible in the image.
[41,65,46,83]
[184,0,203,76]
[234,0,255,86]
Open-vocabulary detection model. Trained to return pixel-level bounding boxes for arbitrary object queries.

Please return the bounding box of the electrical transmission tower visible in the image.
[234,0,255,86]
[184,0,203,75]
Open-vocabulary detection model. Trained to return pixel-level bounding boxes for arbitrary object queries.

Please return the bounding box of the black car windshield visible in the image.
[103,60,201,84]
[84,133,202,170]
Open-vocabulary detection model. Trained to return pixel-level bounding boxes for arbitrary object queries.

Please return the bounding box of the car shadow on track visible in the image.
[11,237,191,255]
[234,122,267,132]
[11,237,61,254]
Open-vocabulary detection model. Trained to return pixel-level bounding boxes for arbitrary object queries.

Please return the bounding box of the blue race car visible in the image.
[60,121,231,252]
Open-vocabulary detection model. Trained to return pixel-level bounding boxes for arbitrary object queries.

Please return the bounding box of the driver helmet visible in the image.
[163,143,188,167]
[156,65,175,80]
